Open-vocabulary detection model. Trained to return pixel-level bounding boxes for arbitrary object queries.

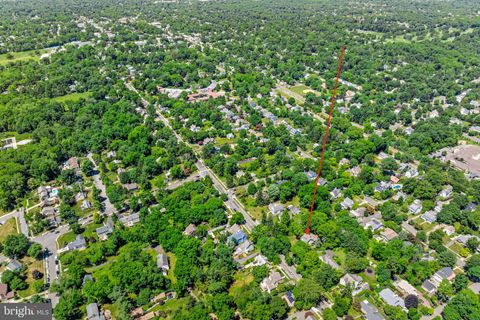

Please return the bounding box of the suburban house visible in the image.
[320,250,340,269]
[234,240,254,256]
[422,267,456,294]
[340,197,354,210]
[119,212,140,227]
[86,303,105,320]
[157,253,170,276]
[227,230,247,245]
[409,200,422,214]
[282,291,295,308]
[340,273,367,295]
[421,211,437,224]
[350,207,366,218]
[0,283,14,301]
[361,300,385,320]
[349,166,361,177]
[379,288,405,309]
[305,170,317,181]
[96,218,113,241]
[183,224,196,236]
[442,224,455,236]
[379,228,398,242]
[439,185,453,198]
[268,203,284,216]
[6,259,22,272]
[81,199,92,210]
[123,183,138,192]
[365,218,383,232]
[301,233,319,246]
[260,270,282,293]
[330,188,342,199]
[394,279,419,298]
[64,157,80,173]
[405,168,419,178]
[67,235,86,251]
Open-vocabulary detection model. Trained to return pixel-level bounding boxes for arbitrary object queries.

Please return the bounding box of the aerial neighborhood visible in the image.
[0,0,480,320]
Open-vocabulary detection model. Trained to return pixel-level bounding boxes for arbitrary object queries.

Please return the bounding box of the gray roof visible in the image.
[436,267,454,280]
[422,279,436,292]
[379,288,405,308]
[67,234,86,250]
[6,259,22,271]
[86,303,105,320]
[157,253,169,270]
[361,300,385,320]
[96,224,113,237]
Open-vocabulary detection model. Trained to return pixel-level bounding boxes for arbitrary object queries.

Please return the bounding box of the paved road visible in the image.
[126,82,259,233]
[32,214,92,307]
[0,207,30,238]
[87,153,115,216]
[17,208,29,237]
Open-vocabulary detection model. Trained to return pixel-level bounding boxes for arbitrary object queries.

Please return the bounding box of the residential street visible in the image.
[126,82,259,233]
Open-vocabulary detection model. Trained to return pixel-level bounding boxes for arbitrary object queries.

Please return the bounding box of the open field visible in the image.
[0,48,53,65]
[0,218,18,242]
[52,92,92,103]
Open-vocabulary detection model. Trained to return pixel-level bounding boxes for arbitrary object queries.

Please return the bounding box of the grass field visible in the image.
[150,297,189,318]
[17,256,44,298]
[290,84,321,97]
[166,252,177,284]
[0,132,32,141]
[229,270,254,294]
[0,48,53,65]
[52,92,92,103]
[57,231,76,248]
[0,218,19,242]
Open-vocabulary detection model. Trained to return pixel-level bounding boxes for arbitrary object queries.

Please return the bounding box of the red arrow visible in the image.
[305,47,345,235]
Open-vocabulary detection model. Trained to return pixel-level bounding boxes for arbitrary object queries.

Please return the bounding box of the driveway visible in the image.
[87,153,115,216]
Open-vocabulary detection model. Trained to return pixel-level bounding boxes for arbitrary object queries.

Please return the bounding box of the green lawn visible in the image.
[0,48,53,65]
[0,218,19,242]
[290,84,320,97]
[57,231,76,248]
[229,270,254,295]
[0,132,32,141]
[166,252,177,284]
[150,297,189,318]
[52,92,92,103]
[17,256,44,298]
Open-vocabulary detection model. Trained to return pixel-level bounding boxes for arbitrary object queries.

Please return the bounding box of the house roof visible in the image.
[380,228,398,241]
[361,300,385,320]
[157,253,169,269]
[0,283,7,296]
[395,279,417,296]
[284,291,295,304]
[379,288,405,308]
[269,203,284,214]
[6,259,22,271]
[67,234,86,250]
[183,224,196,235]
[228,230,247,244]
[422,279,436,292]
[86,303,99,318]
[436,267,454,280]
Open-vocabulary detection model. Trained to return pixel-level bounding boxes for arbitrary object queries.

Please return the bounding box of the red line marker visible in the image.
[305,47,345,235]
